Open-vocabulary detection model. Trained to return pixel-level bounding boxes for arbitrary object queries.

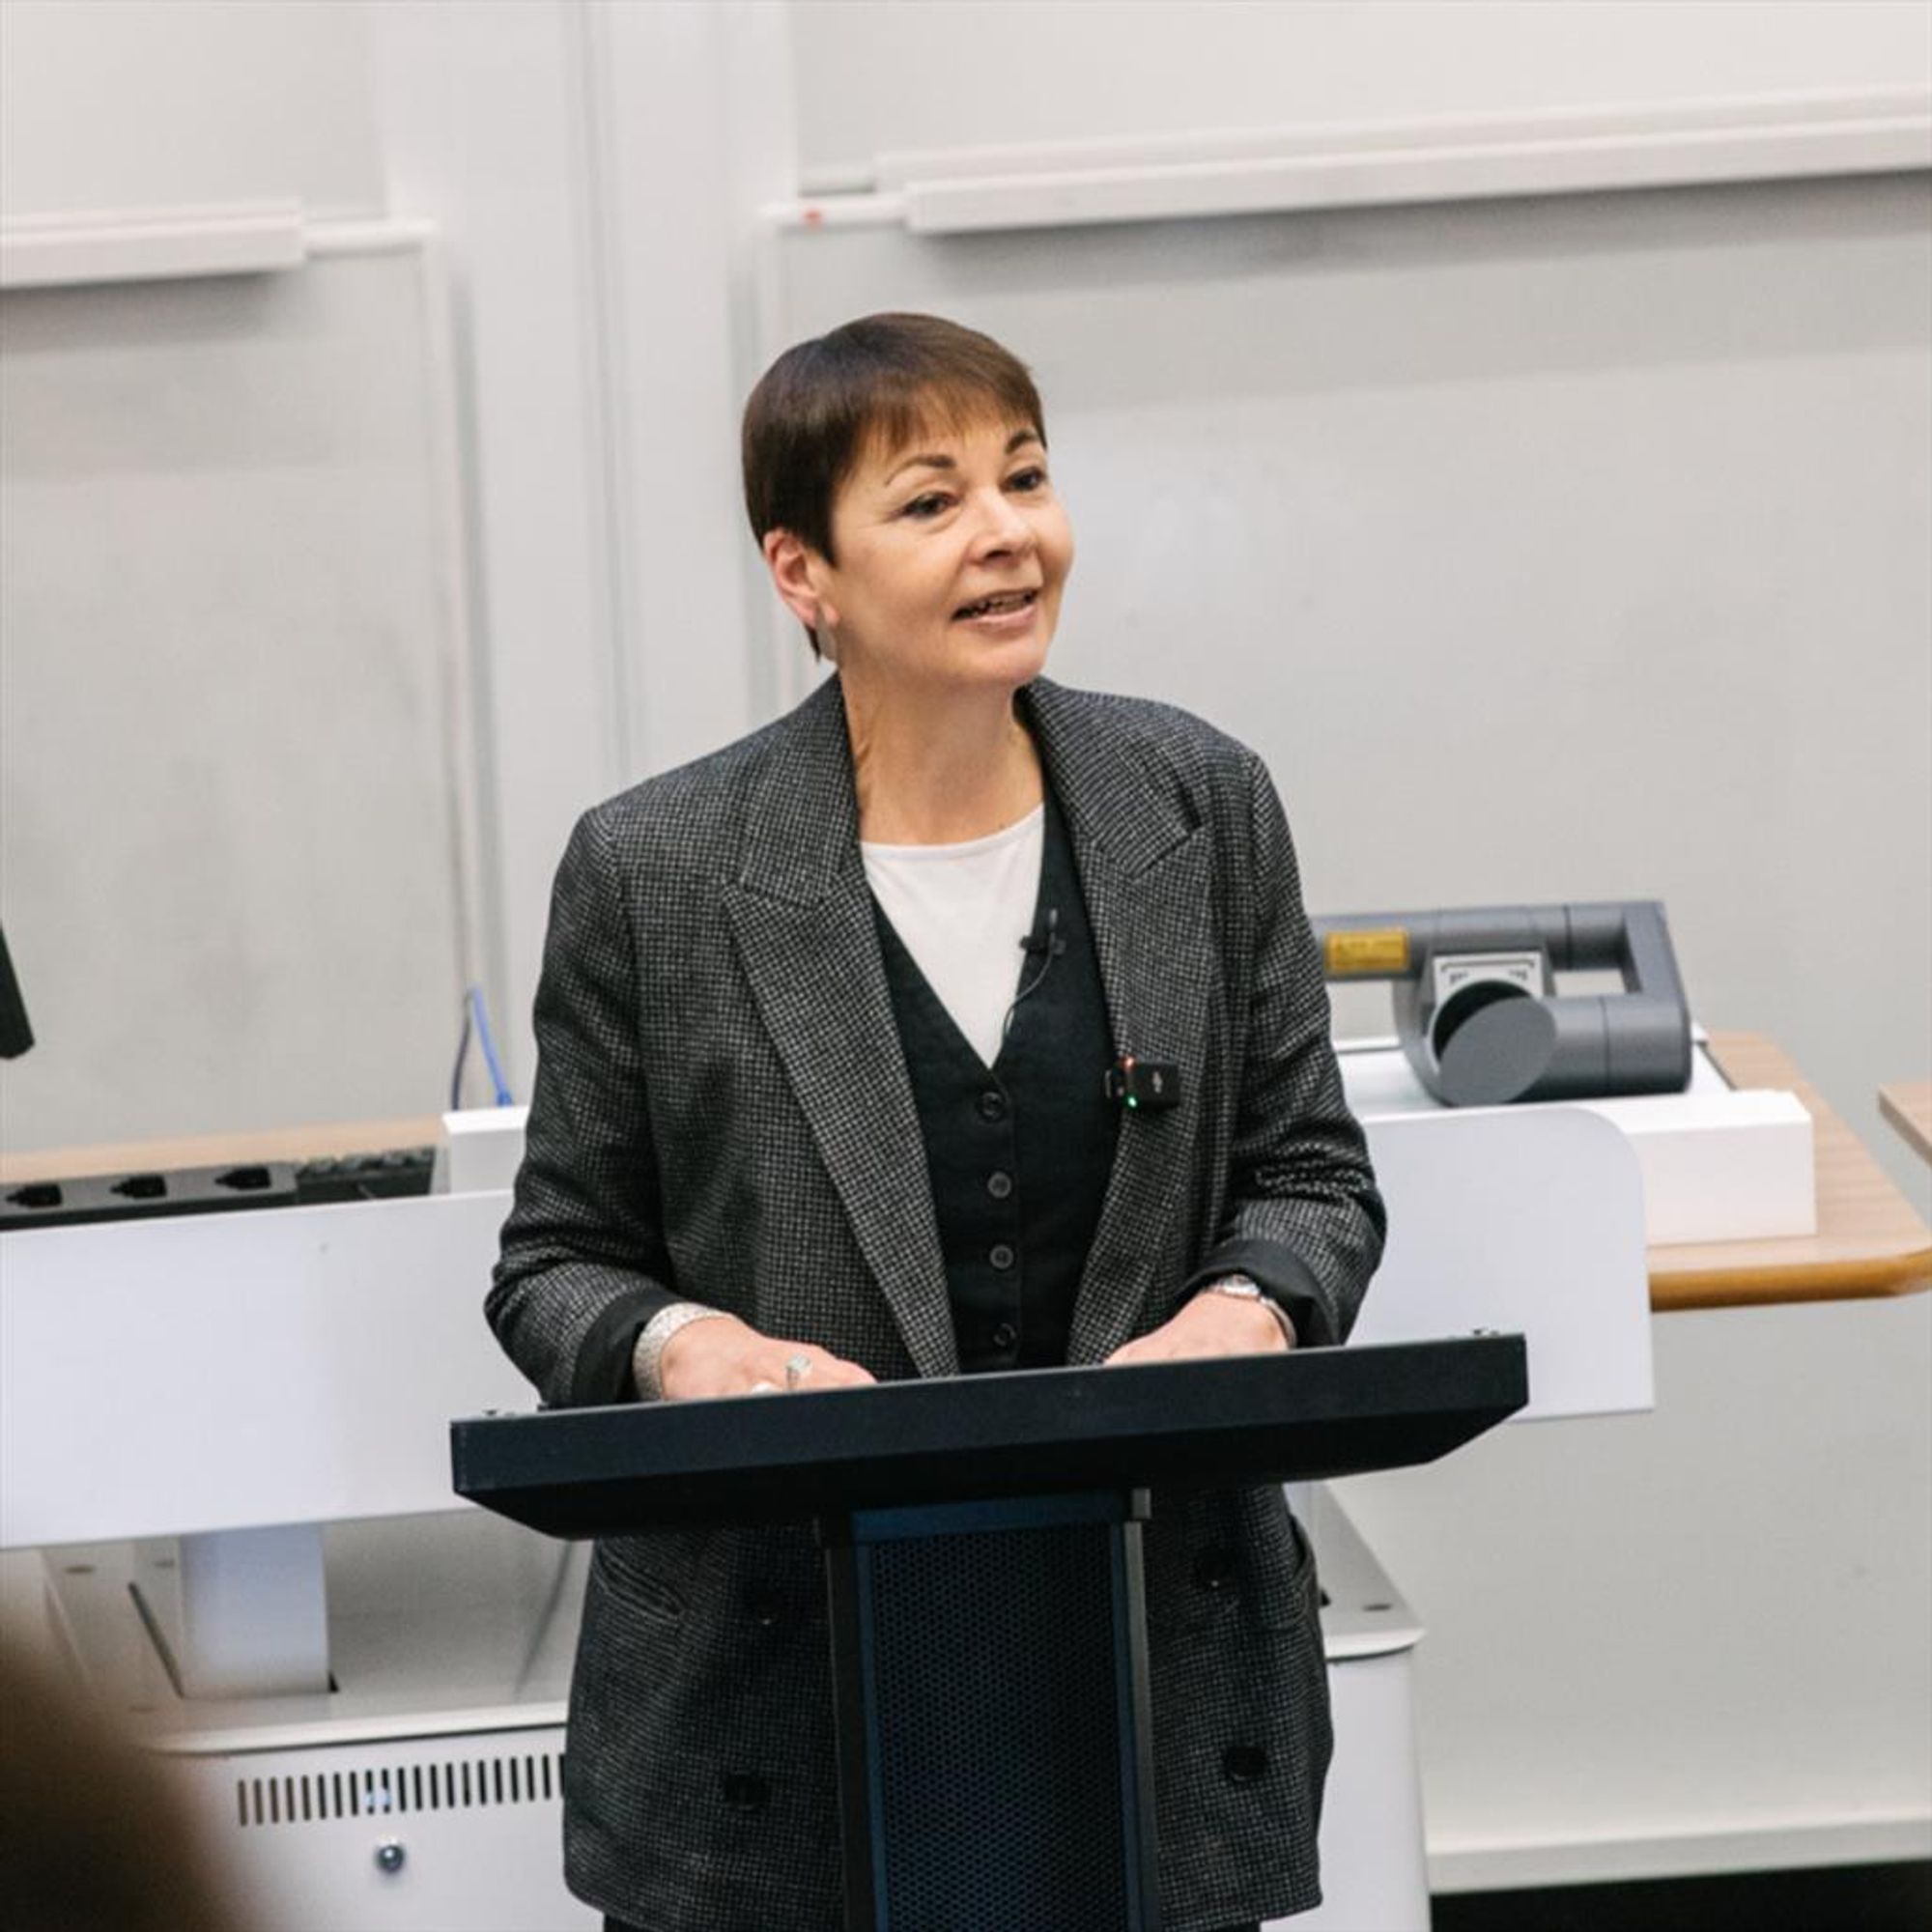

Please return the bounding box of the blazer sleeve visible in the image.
[1183,753,1386,1348]
[486,809,680,1408]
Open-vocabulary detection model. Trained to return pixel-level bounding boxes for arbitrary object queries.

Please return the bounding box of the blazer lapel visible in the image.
[721,680,958,1378]
[1024,681,1217,1365]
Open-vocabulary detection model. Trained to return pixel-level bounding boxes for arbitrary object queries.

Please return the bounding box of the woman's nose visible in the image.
[970,489,1035,554]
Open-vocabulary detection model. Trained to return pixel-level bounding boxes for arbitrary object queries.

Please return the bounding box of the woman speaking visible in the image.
[489,314,1385,1932]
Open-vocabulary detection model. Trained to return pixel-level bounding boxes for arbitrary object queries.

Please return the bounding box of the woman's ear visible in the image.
[761,529,838,635]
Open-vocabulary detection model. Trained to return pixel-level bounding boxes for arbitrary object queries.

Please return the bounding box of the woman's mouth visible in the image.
[952,588,1039,624]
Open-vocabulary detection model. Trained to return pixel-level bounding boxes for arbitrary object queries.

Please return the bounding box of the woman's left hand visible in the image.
[1103,1289,1292,1367]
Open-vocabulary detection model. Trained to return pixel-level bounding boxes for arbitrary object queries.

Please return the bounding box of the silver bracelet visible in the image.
[632,1301,732,1400]
[1201,1274,1297,1350]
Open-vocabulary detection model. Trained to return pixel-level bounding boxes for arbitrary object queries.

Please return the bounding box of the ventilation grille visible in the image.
[235,1749,564,1829]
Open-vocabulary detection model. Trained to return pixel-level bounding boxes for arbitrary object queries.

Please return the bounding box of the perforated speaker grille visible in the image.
[233,1748,562,1829]
[867,1520,1132,1931]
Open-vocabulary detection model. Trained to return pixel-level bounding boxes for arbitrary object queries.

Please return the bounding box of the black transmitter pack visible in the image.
[1105,1054,1182,1113]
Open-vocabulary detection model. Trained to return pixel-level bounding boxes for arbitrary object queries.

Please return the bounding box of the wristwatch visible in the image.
[1201,1274,1297,1350]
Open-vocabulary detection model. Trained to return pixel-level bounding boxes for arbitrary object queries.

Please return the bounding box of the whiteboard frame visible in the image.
[770,87,1932,235]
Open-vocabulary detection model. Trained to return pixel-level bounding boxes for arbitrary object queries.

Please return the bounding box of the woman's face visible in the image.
[787,412,1074,696]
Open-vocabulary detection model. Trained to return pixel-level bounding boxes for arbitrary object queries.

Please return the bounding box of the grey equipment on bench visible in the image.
[1311,901,1693,1107]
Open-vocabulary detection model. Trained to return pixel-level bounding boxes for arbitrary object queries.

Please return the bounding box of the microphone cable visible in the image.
[1001,906,1064,1043]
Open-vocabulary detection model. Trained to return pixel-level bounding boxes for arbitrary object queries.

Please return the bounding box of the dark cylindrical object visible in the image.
[0,924,32,1060]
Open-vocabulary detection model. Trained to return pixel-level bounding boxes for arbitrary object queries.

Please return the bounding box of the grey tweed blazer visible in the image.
[489,675,1385,1932]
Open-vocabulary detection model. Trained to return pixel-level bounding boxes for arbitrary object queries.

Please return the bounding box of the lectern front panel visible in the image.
[826,1492,1160,1932]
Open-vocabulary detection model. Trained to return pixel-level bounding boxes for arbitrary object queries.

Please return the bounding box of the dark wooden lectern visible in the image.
[453,1336,1526,1932]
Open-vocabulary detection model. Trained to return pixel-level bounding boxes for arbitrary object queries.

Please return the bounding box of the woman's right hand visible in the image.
[659,1313,877,1402]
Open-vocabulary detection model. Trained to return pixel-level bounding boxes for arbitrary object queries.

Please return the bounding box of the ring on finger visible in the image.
[784,1351,813,1390]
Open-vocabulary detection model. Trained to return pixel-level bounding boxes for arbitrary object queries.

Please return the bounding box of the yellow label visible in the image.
[1324,928,1410,978]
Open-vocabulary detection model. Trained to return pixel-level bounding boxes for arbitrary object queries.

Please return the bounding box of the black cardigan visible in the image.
[872,786,1118,1375]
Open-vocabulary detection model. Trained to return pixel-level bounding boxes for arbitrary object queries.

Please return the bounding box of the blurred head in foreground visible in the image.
[0,1633,246,1932]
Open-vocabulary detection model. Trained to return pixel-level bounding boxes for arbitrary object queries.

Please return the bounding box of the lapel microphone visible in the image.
[1019,906,1065,962]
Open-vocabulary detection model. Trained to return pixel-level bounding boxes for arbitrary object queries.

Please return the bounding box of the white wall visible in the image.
[793,0,1931,186]
[0,0,383,220]
[1,0,1926,1898]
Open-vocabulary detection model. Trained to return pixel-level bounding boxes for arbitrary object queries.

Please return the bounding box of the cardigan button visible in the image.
[1222,1744,1268,1787]
[991,1321,1018,1351]
[722,1773,770,1813]
[1192,1545,1237,1593]
[986,1170,1013,1200]
[989,1243,1016,1271]
[977,1090,1008,1122]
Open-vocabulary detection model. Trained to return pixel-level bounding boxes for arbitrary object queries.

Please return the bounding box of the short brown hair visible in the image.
[742,312,1046,578]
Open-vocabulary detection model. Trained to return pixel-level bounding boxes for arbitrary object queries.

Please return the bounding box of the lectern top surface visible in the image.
[451,1335,1526,1540]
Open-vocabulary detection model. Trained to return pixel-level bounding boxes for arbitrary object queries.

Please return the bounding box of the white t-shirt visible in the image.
[861,805,1045,1069]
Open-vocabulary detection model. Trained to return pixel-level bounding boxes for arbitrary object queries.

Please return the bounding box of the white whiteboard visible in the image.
[0,242,481,1151]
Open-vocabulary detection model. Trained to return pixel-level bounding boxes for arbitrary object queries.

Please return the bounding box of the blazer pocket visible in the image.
[592,1527,703,1627]
[1235,1483,1322,1632]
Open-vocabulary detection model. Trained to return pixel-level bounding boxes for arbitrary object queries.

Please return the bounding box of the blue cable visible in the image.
[468,983,514,1106]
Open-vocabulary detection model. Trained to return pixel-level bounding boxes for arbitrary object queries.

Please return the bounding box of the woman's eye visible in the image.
[903,493,952,519]
[1008,468,1047,493]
